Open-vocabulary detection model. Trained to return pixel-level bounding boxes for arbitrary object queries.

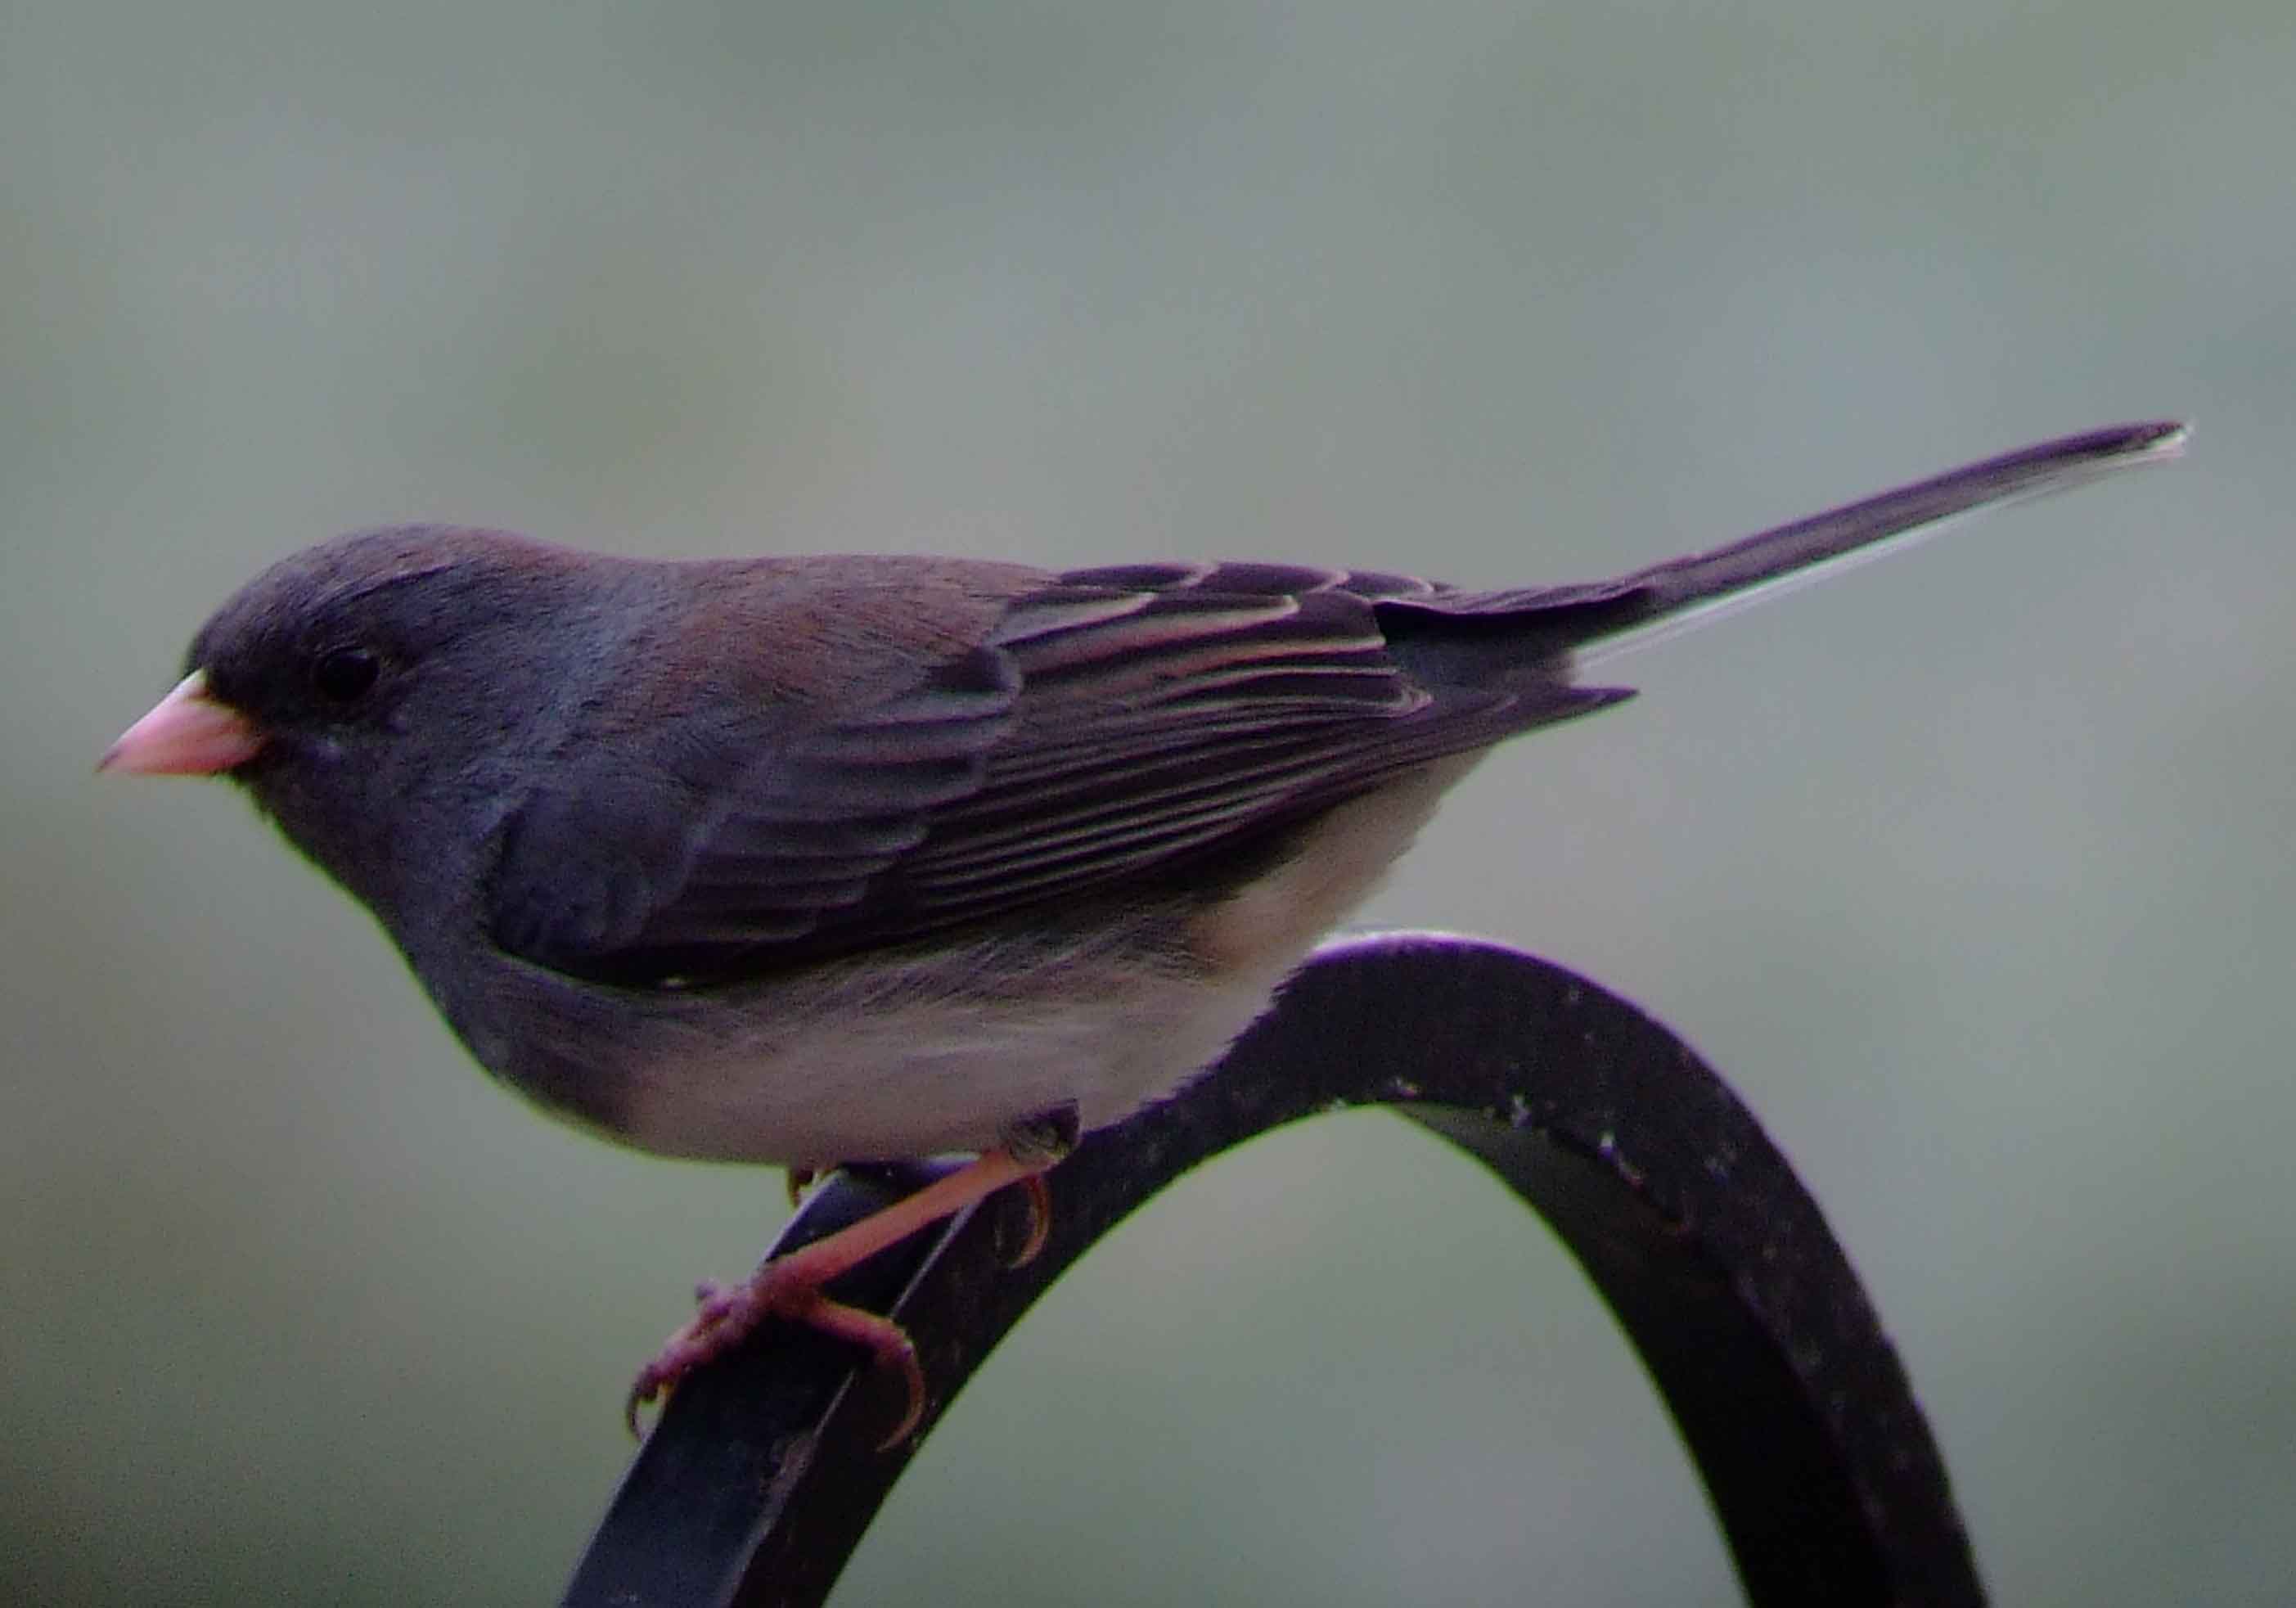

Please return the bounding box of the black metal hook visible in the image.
[564,931,1986,1607]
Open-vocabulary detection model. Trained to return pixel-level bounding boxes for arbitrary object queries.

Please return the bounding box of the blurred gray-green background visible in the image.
[7,2,2291,1602]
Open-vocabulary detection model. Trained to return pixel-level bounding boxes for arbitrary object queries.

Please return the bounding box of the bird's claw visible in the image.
[624,1266,928,1448]
[1002,1173,1054,1268]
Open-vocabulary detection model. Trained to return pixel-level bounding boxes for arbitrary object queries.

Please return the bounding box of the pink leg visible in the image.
[627,1147,1052,1445]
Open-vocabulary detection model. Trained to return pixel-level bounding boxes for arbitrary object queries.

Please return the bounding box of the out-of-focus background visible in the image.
[7,2,2290,1602]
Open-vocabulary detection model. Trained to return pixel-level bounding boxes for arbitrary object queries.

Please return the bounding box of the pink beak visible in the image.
[100,670,267,775]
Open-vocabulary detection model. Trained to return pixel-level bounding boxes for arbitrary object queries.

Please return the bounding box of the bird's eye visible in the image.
[310,646,381,705]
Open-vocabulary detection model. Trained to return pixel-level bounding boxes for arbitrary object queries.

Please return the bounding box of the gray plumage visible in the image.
[147,421,2183,1163]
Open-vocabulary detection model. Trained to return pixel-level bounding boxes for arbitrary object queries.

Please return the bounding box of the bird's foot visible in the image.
[624,1127,1074,1448]
[996,1103,1077,1269]
[1005,1173,1053,1268]
[625,1268,925,1446]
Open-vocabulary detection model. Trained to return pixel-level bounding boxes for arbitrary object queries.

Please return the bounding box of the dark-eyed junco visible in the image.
[103,421,2183,1440]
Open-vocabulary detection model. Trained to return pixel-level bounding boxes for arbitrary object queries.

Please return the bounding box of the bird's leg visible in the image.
[784,1165,817,1209]
[626,1105,1078,1447]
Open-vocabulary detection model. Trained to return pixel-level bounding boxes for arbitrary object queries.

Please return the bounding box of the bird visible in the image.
[101,419,2184,1443]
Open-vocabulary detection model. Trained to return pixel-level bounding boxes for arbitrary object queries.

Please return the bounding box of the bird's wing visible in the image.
[493,418,2188,985]
[487,561,1624,987]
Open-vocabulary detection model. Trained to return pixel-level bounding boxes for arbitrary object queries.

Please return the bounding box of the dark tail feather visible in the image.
[1380,421,2187,670]
[1582,419,2187,661]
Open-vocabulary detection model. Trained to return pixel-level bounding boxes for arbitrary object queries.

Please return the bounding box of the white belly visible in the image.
[610,962,1282,1164]
[579,756,1478,1164]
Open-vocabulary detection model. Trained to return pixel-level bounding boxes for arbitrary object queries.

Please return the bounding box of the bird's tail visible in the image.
[1578,419,2187,664]
[1380,421,2188,671]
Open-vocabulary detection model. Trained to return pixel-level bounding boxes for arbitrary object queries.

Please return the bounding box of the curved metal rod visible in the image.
[564,932,1986,1607]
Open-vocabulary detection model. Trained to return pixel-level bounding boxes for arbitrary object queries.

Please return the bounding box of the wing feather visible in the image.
[493,562,1613,985]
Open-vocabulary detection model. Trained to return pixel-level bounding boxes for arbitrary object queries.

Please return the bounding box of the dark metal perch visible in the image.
[563,932,1987,1607]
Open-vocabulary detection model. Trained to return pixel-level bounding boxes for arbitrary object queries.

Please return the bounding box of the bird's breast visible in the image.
[590,960,1281,1164]
[451,916,1281,1165]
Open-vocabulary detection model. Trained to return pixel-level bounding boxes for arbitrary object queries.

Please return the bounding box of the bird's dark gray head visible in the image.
[182,525,644,921]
